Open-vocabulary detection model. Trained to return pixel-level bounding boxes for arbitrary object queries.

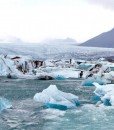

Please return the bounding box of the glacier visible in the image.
[0,43,114,59]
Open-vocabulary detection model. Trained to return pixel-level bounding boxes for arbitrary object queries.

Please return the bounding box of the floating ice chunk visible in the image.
[93,82,106,97]
[92,95,101,104]
[34,93,50,103]
[93,82,114,106]
[33,85,79,110]
[101,94,111,106]
[0,98,12,112]
[82,76,108,86]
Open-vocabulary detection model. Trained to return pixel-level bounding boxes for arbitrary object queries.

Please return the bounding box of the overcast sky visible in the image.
[0,0,114,43]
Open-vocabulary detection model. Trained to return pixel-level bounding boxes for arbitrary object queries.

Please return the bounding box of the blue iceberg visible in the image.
[33,85,79,110]
[82,76,108,87]
[103,99,111,106]
[0,98,12,112]
[91,95,101,104]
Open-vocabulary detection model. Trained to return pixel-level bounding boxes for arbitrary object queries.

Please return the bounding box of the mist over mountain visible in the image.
[42,38,77,45]
[0,36,23,44]
[80,28,114,48]
[0,36,77,45]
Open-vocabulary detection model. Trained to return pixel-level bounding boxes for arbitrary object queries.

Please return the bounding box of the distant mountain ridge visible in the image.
[0,36,23,43]
[43,38,77,45]
[0,36,77,45]
[80,28,114,48]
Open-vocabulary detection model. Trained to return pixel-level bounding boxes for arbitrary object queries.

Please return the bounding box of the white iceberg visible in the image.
[33,85,79,110]
[93,82,114,106]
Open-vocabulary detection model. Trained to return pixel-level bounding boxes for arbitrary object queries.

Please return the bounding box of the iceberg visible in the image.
[0,98,12,112]
[33,85,79,110]
[91,95,101,104]
[82,76,109,86]
[93,82,114,106]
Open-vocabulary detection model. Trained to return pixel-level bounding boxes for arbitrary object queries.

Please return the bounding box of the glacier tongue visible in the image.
[0,43,114,59]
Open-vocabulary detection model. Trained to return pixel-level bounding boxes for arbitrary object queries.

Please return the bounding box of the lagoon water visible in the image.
[0,78,114,130]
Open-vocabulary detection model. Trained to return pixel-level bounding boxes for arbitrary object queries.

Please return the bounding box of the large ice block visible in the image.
[34,85,79,110]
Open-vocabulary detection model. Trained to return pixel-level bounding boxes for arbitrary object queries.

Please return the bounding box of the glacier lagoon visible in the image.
[0,77,114,130]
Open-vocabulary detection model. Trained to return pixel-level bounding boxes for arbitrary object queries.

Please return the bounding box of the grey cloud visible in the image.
[87,0,114,10]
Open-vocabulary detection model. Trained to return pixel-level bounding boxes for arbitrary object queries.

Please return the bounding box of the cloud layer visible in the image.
[87,0,114,10]
[0,0,114,43]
